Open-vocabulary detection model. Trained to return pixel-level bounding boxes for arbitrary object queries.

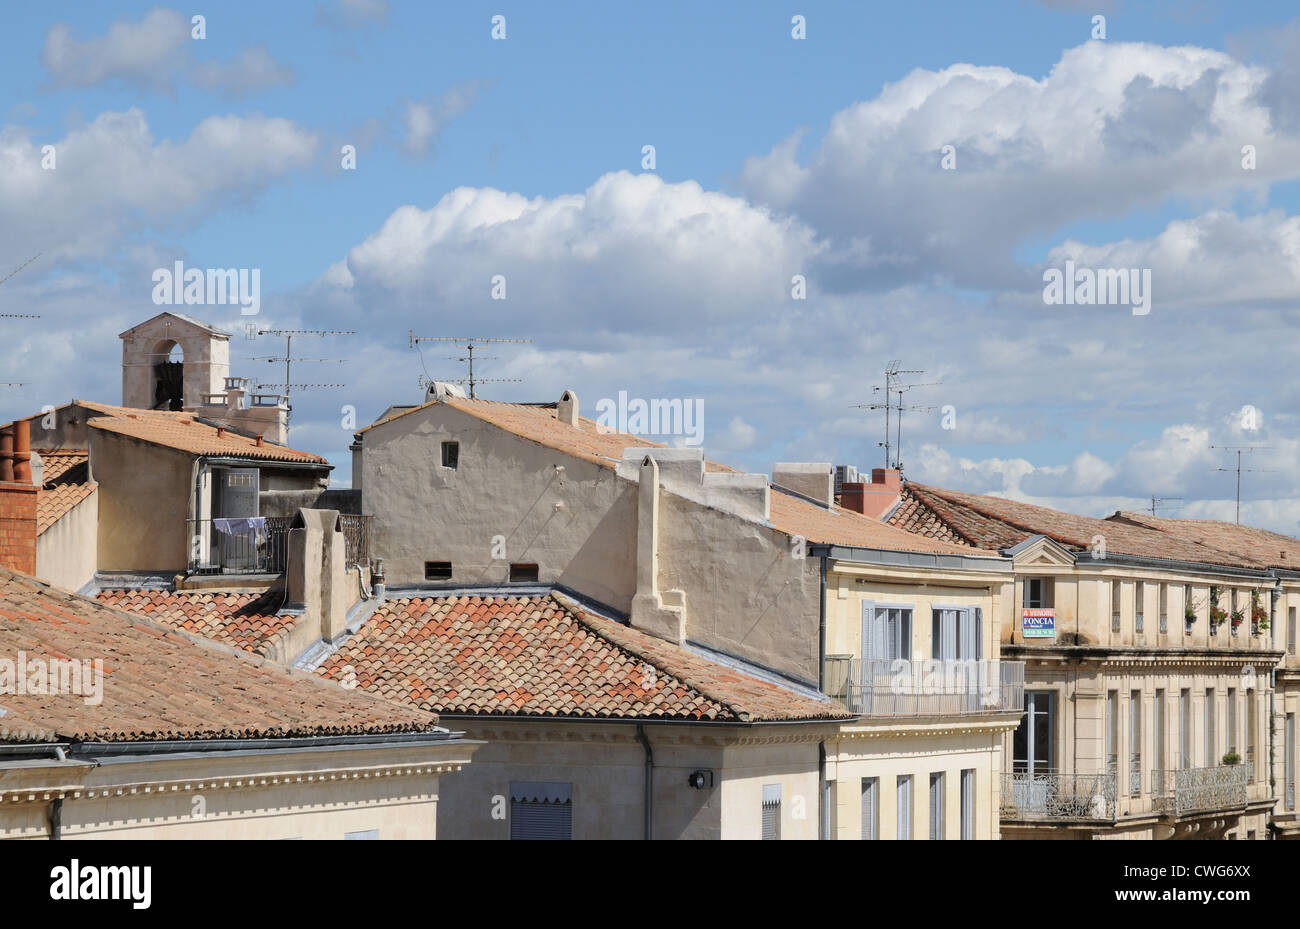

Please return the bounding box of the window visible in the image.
[1024,577,1054,609]
[959,769,975,840]
[896,776,913,840]
[509,562,539,583]
[1290,606,1297,656]
[440,441,459,469]
[861,603,912,661]
[1227,688,1237,757]
[861,778,878,840]
[1247,692,1257,780]
[1179,689,1191,770]
[929,773,945,840]
[1013,692,1054,775]
[344,829,378,840]
[1111,581,1122,633]
[1129,690,1141,798]
[424,561,452,581]
[1205,689,1216,766]
[1159,584,1169,634]
[1287,713,1296,812]
[761,784,781,840]
[1155,689,1167,772]
[931,606,982,660]
[1106,691,1118,775]
[1184,585,1194,632]
[1135,584,1144,634]
[510,782,573,840]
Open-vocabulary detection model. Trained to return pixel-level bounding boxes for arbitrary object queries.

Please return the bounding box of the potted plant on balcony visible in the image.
[1185,598,1198,635]
[1230,608,1245,633]
[1251,590,1270,634]
[1222,752,1240,766]
[1208,586,1225,634]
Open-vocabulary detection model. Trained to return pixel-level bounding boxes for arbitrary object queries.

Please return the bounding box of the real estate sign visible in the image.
[1022,608,1056,639]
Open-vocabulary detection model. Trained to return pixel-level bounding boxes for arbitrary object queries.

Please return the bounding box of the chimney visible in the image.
[0,423,38,574]
[216,426,226,438]
[557,390,579,427]
[255,434,264,447]
[840,468,902,519]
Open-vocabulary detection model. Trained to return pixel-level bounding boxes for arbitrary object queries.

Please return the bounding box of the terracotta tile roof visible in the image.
[1108,511,1300,571]
[769,489,991,555]
[366,397,990,556]
[32,449,96,535]
[38,449,89,484]
[314,593,848,723]
[89,411,327,464]
[36,483,96,535]
[887,486,972,546]
[95,589,300,656]
[0,568,440,744]
[896,483,1266,570]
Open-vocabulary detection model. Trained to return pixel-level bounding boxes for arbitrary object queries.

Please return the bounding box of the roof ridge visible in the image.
[553,592,753,722]
[897,484,983,548]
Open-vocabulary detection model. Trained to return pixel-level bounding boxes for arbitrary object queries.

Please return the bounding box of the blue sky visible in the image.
[5,1,1300,531]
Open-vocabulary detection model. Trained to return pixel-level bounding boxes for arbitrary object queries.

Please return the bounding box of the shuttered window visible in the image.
[1205,689,1216,766]
[1180,689,1191,769]
[510,782,573,840]
[960,769,974,840]
[929,773,945,840]
[861,778,878,840]
[896,775,912,840]
[930,607,982,660]
[862,603,913,660]
[761,784,781,840]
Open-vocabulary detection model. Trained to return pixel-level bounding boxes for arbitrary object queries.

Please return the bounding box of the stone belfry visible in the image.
[119,312,231,411]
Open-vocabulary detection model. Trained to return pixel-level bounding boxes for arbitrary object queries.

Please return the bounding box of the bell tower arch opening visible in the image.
[120,312,230,412]
[152,340,185,410]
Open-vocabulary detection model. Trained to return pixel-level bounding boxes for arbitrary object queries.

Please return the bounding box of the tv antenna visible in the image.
[1210,445,1274,524]
[408,334,531,399]
[246,327,355,427]
[850,361,934,469]
[0,252,42,289]
[1148,495,1183,516]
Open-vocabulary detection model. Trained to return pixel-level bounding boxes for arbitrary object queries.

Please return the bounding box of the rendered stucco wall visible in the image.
[36,487,98,591]
[360,404,638,610]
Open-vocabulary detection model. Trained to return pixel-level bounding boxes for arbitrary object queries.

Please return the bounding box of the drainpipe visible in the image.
[818,741,827,840]
[818,554,827,691]
[636,723,653,841]
[1270,581,1281,822]
[48,797,62,840]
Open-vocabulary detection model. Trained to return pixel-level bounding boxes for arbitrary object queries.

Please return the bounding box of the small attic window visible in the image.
[441,441,459,469]
[425,561,452,581]
[510,563,539,583]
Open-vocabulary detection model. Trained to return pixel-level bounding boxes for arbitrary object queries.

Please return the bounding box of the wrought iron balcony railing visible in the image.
[1150,765,1249,816]
[1000,772,1117,822]
[822,657,1024,717]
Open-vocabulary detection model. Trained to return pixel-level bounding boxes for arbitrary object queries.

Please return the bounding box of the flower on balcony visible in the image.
[1251,590,1270,632]
[1210,606,1228,629]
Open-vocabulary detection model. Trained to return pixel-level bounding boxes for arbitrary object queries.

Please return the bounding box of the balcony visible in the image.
[187,514,372,576]
[1150,765,1249,817]
[1000,772,1117,822]
[822,657,1024,717]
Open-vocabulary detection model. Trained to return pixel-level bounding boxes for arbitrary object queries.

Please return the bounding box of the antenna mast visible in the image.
[408,334,532,399]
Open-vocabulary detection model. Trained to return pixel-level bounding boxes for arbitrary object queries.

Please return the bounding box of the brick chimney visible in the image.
[840,468,902,520]
[0,420,38,574]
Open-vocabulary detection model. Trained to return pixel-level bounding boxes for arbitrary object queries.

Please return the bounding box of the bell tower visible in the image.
[119,312,230,411]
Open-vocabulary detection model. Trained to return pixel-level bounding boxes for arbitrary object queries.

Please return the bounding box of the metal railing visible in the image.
[1150,765,1249,816]
[1130,754,1141,798]
[188,516,292,575]
[339,514,373,568]
[822,658,1024,717]
[1000,772,1117,821]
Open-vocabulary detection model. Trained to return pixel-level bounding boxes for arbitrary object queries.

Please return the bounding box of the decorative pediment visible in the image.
[1003,534,1076,568]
